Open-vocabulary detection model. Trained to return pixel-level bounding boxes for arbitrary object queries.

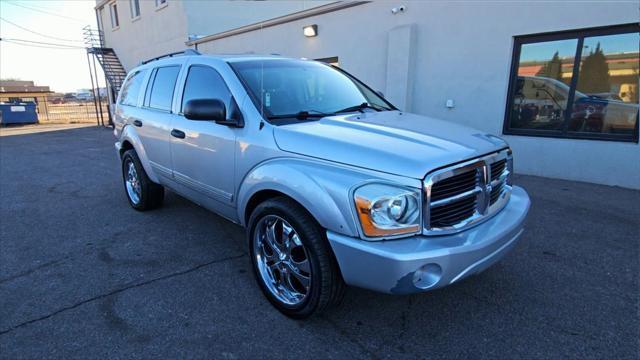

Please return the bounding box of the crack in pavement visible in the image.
[0,259,66,285]
[0,253,247,336]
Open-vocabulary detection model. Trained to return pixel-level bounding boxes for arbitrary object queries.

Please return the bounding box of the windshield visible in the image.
[229,59,394,121]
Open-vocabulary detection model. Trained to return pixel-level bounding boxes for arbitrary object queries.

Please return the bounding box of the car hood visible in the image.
[273,111,508,179]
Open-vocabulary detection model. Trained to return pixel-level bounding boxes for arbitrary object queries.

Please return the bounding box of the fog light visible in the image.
[303,24,318,37]
[412,263,442,289]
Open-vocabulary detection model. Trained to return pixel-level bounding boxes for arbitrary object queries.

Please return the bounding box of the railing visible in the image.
[83,25,104,48]
[83,25,111,125]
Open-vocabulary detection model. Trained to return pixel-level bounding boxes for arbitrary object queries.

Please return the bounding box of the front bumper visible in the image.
[327,186,530,294]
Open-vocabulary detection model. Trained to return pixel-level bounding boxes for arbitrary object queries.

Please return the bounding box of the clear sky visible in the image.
[520,32,639,62]
[0,0,104,93]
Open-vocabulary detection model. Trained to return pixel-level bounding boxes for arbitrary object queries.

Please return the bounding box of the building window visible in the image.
[129,0,140,19]
[504,24,639,142]
[155,0,168,9]
[109,2,119,29]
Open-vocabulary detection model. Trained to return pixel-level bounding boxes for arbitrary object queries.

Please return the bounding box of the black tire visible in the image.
[248,197,345,319]
[121,149,164,211]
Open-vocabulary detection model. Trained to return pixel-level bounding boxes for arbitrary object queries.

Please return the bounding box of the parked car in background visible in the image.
[113,52,530,318]
[75,91,93,101]
[63,93,77,102]
[512,76,639,135]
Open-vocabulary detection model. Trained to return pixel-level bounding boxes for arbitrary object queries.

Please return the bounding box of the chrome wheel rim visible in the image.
[253,215,311,306]
[125,160,141,205]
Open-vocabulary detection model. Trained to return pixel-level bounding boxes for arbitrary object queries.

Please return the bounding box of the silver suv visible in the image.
[114,51,530,318]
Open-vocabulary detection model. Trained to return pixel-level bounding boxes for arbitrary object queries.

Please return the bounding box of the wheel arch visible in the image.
[119,139,134,158]
[119,125,160,183]
[237,159,361,238]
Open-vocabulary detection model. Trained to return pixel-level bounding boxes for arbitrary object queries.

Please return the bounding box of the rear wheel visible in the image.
[121,149,164,211]
[248,197,345,318]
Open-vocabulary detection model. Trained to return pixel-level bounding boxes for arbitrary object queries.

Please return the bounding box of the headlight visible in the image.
[353,184,421,239]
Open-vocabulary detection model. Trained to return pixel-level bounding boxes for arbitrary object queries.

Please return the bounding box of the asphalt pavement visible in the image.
[0,125,638,359]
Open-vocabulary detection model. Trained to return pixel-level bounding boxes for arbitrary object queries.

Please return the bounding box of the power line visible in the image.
[3,1,87,23]
[1,39,85,50]
[1,37,85,49]
[2,38,84,48]
[0,17,83,42]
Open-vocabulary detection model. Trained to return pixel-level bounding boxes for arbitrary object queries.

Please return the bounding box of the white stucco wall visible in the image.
[195,1,639,189]
[97,0,335,70]
[183,0,335,38]
[97,0,189,70]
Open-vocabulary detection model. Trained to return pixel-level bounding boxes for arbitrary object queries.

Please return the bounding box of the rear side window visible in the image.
[147,65,181,111]
[119,70,146,106]
[181,65,232,112]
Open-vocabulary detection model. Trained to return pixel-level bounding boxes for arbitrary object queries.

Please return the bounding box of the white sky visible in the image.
[0,0,104,93]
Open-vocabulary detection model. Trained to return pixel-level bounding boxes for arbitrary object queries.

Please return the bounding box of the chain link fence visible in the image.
[0,94,110,125]
[39,95,109,124]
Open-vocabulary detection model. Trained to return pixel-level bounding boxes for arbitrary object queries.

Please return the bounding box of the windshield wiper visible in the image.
[267,110,332,121]
[334,102,390,114]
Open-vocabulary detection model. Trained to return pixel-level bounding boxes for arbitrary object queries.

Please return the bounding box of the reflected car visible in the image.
[513,76,639,134]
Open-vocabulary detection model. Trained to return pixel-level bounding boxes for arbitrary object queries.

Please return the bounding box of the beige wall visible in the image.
[95,0,640,188]
[195,1,639,189]
[98,0,190,70]
[183,0,335,38]
[96,0,335,70]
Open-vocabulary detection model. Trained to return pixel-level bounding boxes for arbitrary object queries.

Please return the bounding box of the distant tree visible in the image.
[577,42,611,94]
[536,51,563,81]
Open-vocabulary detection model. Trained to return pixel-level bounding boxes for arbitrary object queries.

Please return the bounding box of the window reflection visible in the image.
[569,33,639,135]
[510,39,577,131]
[505,26,639,141]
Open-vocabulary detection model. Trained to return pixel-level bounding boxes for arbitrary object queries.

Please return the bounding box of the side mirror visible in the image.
[183,98,244,127]
[184,99,226,122]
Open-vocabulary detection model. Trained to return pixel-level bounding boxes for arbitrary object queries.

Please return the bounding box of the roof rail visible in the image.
[140,49,200,65]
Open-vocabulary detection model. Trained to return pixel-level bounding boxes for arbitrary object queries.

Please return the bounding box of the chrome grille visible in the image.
[490,182,504,205]
[489,159,508,205]
[430,196,477,228]
[490,159,507,182]
[430,169,479,227]
[430,169,477,202]
[423,149,512,235]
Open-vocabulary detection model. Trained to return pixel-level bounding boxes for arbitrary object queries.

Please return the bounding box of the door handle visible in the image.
[133,120,142,127]
[171,129,186,139]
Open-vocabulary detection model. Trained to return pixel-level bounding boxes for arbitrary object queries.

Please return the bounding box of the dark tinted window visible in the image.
[505,24,639,142]
[148,66,180,111]
[181,65,232,112]
[119,70,146,106]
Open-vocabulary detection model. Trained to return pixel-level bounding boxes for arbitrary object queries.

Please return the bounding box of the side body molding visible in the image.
[237,158,374,237]
[120,125,161,183]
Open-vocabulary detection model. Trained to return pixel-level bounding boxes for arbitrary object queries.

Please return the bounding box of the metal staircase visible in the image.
[87,47,127,96]
[83,27,127,101]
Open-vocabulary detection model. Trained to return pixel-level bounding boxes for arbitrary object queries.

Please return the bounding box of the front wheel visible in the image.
[248,197,345,318]
[121,149,164,211]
